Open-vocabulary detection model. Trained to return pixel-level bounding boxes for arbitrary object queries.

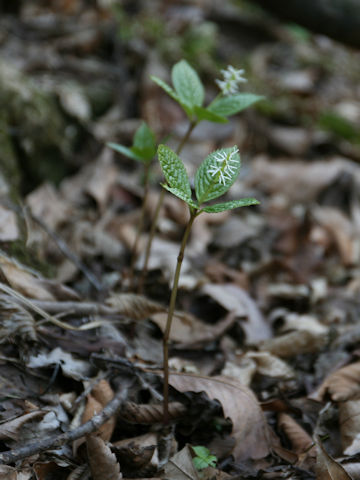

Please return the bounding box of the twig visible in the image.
[0,385,128,465]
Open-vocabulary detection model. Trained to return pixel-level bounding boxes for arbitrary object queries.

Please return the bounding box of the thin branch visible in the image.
[0,385,128,465]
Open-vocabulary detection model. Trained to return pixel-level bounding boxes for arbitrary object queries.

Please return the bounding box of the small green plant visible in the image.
[108,122,157,288]
[192,446,217,470]
[158,143,259,422]
[139,60,263,292]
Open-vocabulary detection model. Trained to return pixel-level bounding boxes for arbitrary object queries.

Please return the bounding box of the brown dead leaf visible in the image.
[311,362,360,402]
[201,283,272,343]
[164,445,199,480]
[26,182,70,230]
[92,379,115,407]
[82,384,115,442]
[260,330,328,358]
[0,465,32,480]
[106,293,165,320]
[339,400,360,455]
[0,411,46,440]
[246,352,295,379]
[87,434,122,480]
[278,413,314,454]
[169,373,271,460]
[315,436,351,480]
[150,311,235,345]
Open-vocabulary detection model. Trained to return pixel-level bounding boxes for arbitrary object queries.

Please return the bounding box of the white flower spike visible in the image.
[215,65,247,96]
[208,147,240,185]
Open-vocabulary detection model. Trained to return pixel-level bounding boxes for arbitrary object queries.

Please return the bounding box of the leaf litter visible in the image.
[2,1,360,479]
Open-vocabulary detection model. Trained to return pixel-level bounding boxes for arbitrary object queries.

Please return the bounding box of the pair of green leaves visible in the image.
[107,122,156,163]
[158,144,259,214]
[191,446,217,470]
[151,59,263,123]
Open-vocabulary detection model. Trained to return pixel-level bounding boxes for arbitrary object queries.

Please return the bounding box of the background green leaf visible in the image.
[150,75,180,103]
[172,60,204,108]
[158,144,191,200]
[132,122,156,160]
[107,142,144,162]
[202,198,260,213]
[195,147,241,204]
[193,105,228,123]
[208,93,264,117]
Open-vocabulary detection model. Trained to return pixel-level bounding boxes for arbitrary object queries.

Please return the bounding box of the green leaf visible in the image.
[192,446,217,470]
[107,142,144,162]
[172,60,205,108]
[208,93,264,117]
[193,105,228,123]
[202,198,260,213]
[195,147,241,204]
[162,184,198,209]
[132,122,156,160]
[150,75,181,103]
[157,144,192,200]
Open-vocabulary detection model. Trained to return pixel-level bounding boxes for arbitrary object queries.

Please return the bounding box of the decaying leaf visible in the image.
[0,411,46,441]
[259,330,328,358]
[106,293,166,320]
[339,400,360,455]
[0,465,32,480]
[201,283,272,343]
[86,434,122,480]
[0,294,37,342]
[312,361,360,402]
[169,373,271,460]
[245,351,295,379]
[164,445,199,480]
[82,380,115,442]
[221,359,257,387]
[315,436,352,480]
[0,204,19,242]
[28,348,91,381]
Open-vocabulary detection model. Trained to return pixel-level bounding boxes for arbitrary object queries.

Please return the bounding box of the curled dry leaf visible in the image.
[277,413,316,470]
[86,434,122,480]
[259,330,328,358]
[339,400,360,455]
[201,283,272,343]
[0,294,37,343]
[0,411,46,440]
[120,402,186,424]
[311,361,360,402]
[106,293,165,321]
[82,380,115,442]
[315,436,352,480]
[169,372,271,461]
[150,311,235,344]
[245,351,295,379]
[112,433,158,474]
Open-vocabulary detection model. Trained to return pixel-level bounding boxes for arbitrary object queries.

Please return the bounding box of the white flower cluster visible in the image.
[215,65,247,96]
[208,147,239,185]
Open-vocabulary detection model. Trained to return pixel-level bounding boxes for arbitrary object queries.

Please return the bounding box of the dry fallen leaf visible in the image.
[315,436,352,480]
[163,445,199,480]
[0,204,19,241]
[246,351,295,379]
[169,373,271,461]
[311,361,360,402]
[87,434,122,480]
[106,293,165,320]
[82,380,115,442]
[201,283,272,343]
[339,400,360,455]
[260,330,327,358]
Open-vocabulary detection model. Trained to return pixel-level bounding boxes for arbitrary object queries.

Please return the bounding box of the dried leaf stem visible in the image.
[138,120,197,293]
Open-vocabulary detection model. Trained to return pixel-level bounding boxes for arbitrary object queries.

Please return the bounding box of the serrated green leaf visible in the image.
[162,184,198,209]
[132,122,156,160]
[202,198,260,213]
[208,93,264,117]
[195,147,241,204]
[158,144,191,200]
[193,105,228,123]
[107,142,144,162]
[192,446,217,470]
[172,60,204,108]
[150,75,180,103]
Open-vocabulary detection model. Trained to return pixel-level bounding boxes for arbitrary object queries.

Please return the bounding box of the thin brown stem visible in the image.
[163,210,197,423]
[138,121,197,293]
[129,162,151,290]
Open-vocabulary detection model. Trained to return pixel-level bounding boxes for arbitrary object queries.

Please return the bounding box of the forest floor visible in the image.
[2,1,360,479]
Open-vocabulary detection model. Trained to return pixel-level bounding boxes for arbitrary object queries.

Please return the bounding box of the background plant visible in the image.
[158,143,259,422]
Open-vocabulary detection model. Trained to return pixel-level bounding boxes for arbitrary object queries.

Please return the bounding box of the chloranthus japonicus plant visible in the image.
[159,143,259,422]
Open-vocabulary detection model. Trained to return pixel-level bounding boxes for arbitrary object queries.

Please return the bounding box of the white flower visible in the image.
[215,65,247,96]
[208,147,240,185]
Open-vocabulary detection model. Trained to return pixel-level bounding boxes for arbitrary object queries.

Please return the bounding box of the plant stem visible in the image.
[138,120,197,293]
[163,210,197,424]
[129,162,151,290]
